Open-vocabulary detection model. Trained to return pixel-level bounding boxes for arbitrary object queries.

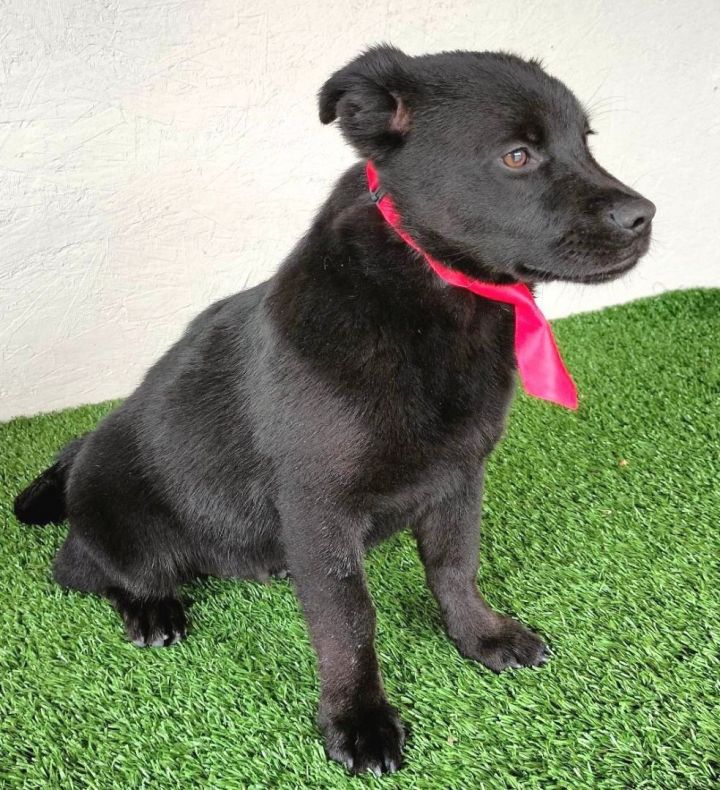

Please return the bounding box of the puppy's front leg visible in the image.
[278,492,404,775]
[414,473,550,673]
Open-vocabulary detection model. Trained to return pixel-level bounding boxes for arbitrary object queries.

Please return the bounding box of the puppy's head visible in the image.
[320,45,655,284]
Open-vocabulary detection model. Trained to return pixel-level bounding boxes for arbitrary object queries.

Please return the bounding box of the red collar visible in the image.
[366,161,578,410]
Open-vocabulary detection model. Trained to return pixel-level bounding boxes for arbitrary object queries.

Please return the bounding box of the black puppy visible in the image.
[15,46,654,774]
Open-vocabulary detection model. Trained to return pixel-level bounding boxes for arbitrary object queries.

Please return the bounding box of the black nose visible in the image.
[605,197,656,234]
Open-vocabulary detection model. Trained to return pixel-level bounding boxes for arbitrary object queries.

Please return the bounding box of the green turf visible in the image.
[1,289,719,789]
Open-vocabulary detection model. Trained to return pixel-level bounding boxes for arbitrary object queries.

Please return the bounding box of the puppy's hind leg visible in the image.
[54,530,112,595]
[54,530,187,648]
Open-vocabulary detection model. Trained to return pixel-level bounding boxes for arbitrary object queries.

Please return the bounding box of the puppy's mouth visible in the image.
[521,255,638,284]
[568,256,639,283]
[519,230,651,285]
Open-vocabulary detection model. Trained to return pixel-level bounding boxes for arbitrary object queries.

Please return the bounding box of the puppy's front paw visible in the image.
[321,701,405,775]
[461,616,550,673]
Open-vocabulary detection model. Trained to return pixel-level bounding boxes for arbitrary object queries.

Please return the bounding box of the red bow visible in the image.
[366,161,578,410]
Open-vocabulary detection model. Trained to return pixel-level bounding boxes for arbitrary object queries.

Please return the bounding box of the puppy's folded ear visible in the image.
[319,45,414,159]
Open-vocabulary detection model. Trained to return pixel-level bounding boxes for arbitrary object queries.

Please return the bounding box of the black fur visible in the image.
[14,438,82,525]
[15,46,654,774]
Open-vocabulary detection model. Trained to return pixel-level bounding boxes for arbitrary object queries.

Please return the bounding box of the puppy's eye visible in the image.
[502,148,530,169]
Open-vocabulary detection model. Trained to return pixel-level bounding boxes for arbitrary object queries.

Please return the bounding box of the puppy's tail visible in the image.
[14,438,84,525]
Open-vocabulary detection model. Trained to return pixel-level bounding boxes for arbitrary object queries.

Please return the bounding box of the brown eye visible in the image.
[502,148,530,168]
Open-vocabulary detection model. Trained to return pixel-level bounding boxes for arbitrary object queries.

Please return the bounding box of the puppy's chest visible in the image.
[364,303,516,463]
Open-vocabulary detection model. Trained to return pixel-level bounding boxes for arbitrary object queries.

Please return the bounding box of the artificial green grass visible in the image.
[1,289,718,789]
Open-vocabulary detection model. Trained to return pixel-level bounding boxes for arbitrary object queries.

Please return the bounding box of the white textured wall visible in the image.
[1,0,718,420]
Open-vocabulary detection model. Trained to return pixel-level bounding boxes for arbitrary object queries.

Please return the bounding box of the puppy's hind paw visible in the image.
[108,590,187,648]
